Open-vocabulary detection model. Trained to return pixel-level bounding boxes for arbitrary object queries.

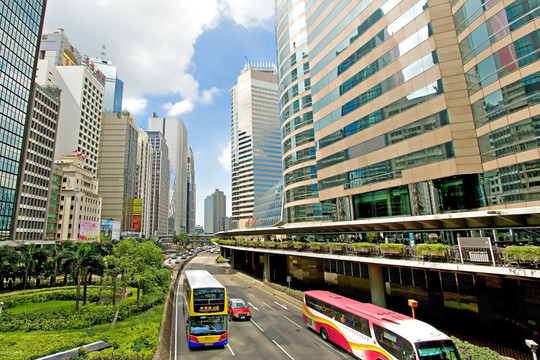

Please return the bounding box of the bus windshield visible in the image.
[416,340,460,359]
[189,315,227,335]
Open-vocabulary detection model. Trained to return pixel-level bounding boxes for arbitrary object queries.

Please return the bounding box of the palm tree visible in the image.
[19,244,40,289]
[0,247,19,290]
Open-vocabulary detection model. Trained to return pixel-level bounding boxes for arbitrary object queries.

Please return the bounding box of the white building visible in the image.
[148,115,188,234]
[136,128,154,239]
[55,156,102,241]
[147,131,170,236]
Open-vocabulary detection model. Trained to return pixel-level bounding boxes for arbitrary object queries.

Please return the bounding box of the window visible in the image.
[373,324,415,360]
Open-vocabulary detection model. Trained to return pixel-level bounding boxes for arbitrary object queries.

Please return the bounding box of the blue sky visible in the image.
[43,0,277,226]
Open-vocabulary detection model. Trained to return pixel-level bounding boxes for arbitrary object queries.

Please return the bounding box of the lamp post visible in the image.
[408,299,418,319]
[526,339,538,360]
[0,301,4,317]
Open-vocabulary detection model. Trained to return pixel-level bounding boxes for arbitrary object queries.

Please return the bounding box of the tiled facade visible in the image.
[147,131,170,236]
[275,0,539,223]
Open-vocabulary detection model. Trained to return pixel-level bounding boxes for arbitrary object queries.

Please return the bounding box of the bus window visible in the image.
[373,324,415,360]
[351,314,371,336]
[416,340,460,359]
[189,315,227,335]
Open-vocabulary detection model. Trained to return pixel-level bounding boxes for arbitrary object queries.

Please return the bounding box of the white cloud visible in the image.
[163,100,194,116]
[219,143,231,171]
[123,97,147,116]
[43,0,274,116]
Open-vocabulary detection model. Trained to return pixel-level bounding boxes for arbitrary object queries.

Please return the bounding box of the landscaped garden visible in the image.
[0,237,173,360]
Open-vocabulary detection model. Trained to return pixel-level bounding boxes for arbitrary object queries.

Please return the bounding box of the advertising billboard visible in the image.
[101,220,113,240]
[112,221,121,240]
[79,220,99,240]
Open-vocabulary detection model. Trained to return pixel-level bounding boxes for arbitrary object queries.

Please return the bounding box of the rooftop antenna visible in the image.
[244,55,251,69]
[101,43,106,59]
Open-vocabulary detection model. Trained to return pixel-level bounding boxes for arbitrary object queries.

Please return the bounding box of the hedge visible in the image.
[0,331,92,360]
[0,292,165,332]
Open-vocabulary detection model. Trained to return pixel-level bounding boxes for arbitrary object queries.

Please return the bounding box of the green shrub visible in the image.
[0,332,92,360]
[377,243,404,253]
[501,246,540,262]
[415,244,449,257]
[351,242,371,249]
[451,336,503,360]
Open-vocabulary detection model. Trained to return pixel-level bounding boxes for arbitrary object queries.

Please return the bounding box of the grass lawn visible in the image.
[9,300,77,314]
[0,304,164,360]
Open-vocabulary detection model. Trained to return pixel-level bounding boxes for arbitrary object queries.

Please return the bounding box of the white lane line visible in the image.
[250,319,265,332]
[262,301,275,311]
[227,343,235,356]
[274,301,288,310]
[281,315,303,329]
[314,337,348,358]
[248,302,259,311]
[272,340,295,360]
[174,278,180,360]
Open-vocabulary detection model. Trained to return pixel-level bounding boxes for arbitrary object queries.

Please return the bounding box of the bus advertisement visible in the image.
[303,290,460,360]
[183,270,228,347]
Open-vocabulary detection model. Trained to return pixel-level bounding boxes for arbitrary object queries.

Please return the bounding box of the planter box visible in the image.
[352,247,371,256]
[278,242,291,249]
[293,243,304,251]
[265,242,277,248]
[329,245,345,254]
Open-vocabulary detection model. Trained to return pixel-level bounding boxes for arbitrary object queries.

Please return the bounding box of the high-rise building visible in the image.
[148,115,189,233]
[90,57,123,113]
[13,85,61,240]
[204,189,226,234]
[230,63,282,229]
[97,112,138,233]
[147,131,170,236]
[46,167,63,241]
[0,0,47,240]
[187,147,196,234]
[135,128,154,239]
[36,30,105,176]
[274,0,540,223]
[55,156,102,241]
[253,180,284,228]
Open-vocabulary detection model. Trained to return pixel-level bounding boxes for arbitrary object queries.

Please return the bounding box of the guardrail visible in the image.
[216,240,540,269]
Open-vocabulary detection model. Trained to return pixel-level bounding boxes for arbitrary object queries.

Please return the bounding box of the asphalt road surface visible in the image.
[173,252,353,359]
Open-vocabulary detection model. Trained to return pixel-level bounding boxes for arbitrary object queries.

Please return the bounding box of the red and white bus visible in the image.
[303,290,460,360]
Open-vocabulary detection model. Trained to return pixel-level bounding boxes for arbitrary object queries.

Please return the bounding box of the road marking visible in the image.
[282,315,303,329]
[262,301,275,311]
[272,340,295,360]
[274,301,288,310]
[174,277,180,360]
[227,343,235,356]
[315,336,348,358]
[250,319,264,332]
[248,302,259,311]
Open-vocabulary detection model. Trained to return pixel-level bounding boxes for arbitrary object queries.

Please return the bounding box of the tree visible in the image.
[173,232,189,249]
[19,244,40,289]
[0,246,19,290]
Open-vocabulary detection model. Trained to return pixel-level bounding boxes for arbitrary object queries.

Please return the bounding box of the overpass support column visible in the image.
[263,254,271,282]
[368,264,386,308]
[230,250,235,268]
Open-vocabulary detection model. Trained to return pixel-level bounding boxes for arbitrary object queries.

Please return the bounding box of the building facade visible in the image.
[135,128,154,239]
[230,63,282,229]
[147,131,170,236]
[55,156,102,241]
[97,112,138,233]
[46,167,63,241]
[274,0,540,224]
[253,180,284,228]
[0,0,47,240]
[14,84,61,240]
[148,115,189,233]
[90,57,123,113]
[204,189,226,234]
[187,146,196,234]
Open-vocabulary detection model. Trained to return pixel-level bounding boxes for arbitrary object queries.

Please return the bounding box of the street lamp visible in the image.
[408,299,418,319]
[0,302,4,316]
[526,339,538,360]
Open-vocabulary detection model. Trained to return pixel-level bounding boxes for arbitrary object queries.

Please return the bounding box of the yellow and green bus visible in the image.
[183,270,228,347]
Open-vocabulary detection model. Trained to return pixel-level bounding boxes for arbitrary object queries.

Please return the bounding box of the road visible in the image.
[173,252,353,359]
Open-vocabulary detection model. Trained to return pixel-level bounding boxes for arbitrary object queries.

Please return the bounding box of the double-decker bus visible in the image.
[303,290,460,360]
[183,270,228,347]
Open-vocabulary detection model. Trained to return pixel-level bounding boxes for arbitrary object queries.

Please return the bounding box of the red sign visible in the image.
[132,215,141,231]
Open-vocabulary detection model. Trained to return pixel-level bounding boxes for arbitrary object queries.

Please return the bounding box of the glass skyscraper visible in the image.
[230,63,282,228]
[275,0,539,222]
[0,0,47,240]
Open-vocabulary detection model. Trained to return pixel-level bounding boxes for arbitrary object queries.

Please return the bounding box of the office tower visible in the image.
[90,57,123,113]
[274,0,540,223]
[147,131,170,236]
[253,180,284,228]
[204,189,226,234]
[230,63,282,229]
[36,29,105,176]
[13,85,61,240]
[0,0,47,240]
[169,170,176,234]
[46,167,63,241]
[187,147,196,234]
[97,112,138,233]
[135,128,154,239]
[55,156,102,241]
[148,115,188,233]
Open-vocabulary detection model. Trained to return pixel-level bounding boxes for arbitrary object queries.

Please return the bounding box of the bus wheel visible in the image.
[320,327,329,341]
